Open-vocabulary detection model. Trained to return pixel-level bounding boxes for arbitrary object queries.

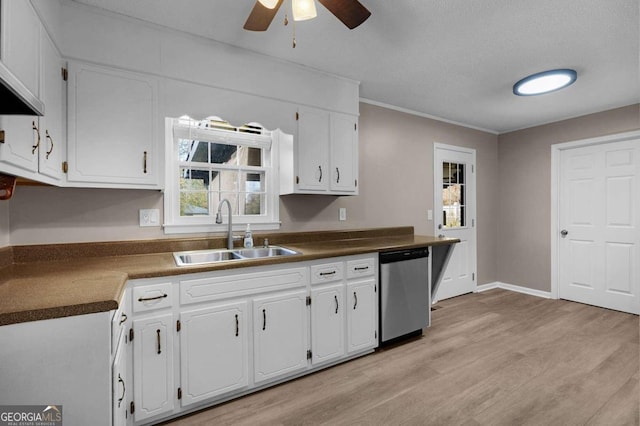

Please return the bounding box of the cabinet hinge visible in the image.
[177,387,182,400]
[296,176,300,185]
[307,350,312,360]
[295,112,299,121]
[61,67,68,81]
[355,179,358,187]
[375,331,377,340]
[472,273,475,282]
[374,285,377,293]
[130,401,135,415]
[472,219,475,227]
[129,328,134,342]
[306,296,311,306]
[62,161,68,173]
[0,130,4,144]
[354,123,357,131]
[176,320,181,332]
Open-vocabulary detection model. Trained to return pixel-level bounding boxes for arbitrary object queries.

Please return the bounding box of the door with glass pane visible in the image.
[433,144,477,301]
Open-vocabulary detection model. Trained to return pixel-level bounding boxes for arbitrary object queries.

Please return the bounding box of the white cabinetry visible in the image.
[180,301,248,406]
[253,289,309,384]
[310,283,345,364]
[281,106,359,195]
[0,2,65,184]
[346,257,378,353]
[67,61,160,189]
[112,332,128,426]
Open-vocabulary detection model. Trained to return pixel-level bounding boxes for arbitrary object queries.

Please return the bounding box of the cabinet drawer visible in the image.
[180,267,308,305]
[132,282,173,313]
[111,290,129,354]
[346,257,375,279]
[311,262,344,284]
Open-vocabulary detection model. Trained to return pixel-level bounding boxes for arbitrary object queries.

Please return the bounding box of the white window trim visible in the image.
[163,117,281,234]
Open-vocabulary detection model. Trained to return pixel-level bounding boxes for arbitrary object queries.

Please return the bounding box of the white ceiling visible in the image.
[71,0,640,133]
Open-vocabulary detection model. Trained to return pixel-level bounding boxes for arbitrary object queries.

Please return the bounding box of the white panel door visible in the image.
[346,279,377,353]
[330,112,358,193]
[559,139,640,314]
[433,144,477,301]
[296,107,329,191]
[311,283,345,365]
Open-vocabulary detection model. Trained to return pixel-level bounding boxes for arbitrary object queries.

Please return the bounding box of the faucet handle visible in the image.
[263,238,269,247]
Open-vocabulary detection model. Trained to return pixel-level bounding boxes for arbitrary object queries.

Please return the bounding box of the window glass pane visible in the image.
[241,192,264,215]
[213,193,239,216]
[210,143,238,165]
[442,163,465,228]
[179,168,209,216]
[238,146,262,167]
[215,170,238,193]
[179,140,208,163]
[243,172,264,192]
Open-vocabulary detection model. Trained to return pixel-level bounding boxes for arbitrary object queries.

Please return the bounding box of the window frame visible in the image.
[163,117,281,234]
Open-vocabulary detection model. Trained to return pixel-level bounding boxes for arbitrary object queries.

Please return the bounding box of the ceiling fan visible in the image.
[244,0,371,31]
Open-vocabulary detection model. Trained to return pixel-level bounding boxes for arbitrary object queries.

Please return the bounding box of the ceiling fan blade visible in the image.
[317,0,371,29]
[243,0,284,31]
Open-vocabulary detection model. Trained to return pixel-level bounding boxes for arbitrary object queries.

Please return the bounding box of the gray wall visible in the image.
[0,201,9,247]
[496,104,640,292]
[6,102,500,285]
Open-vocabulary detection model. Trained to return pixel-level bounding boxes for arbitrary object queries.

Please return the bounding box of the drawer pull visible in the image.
[354,266,369,271]
[334,295,339,314]
[156,329,161,354]
[119,313,128,325]
[319,271,336,277]
[353,291,358,310]
[235,314,239,337]
[138,293,168,302]
[262,309,266,331]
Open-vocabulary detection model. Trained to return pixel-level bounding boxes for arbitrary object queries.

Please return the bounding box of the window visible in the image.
[442,161,466,228]
[164,117,280,234]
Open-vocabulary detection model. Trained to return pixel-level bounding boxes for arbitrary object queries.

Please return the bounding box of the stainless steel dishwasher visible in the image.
[379,247,430,344]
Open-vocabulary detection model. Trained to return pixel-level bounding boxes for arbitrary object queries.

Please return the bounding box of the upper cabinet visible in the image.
[66,61,161,189]
[0,1,66,185]
[280,106,359,196]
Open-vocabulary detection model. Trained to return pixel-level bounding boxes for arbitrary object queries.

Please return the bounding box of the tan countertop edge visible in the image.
[0,230,458,326]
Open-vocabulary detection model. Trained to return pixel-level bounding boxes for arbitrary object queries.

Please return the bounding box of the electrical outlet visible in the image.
[339,208,347,221]
[139,209,160,227]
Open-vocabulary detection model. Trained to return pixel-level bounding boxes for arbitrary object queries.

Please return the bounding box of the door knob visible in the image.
[560,229,569,237]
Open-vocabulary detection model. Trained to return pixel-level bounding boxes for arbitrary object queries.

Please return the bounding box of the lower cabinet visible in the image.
[253,289,309,383]
[126,253,378,425]
[112,332,129,426]
[180,301,249,407]
[132,314,175,423]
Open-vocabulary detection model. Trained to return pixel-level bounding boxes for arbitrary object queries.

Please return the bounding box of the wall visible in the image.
[8,102,500,285]
[497,104,640,292]
[0,201,9,247]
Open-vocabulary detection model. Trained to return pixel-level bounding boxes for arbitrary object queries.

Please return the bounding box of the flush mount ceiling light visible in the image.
[513,69,577,96]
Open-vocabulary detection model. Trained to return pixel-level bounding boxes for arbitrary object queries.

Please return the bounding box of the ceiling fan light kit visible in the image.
[292,0,317,21]
[258,0,280,9]
[513,69,577,96]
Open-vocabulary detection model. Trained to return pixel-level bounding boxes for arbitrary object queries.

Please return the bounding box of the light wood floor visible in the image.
[162,289,639,426]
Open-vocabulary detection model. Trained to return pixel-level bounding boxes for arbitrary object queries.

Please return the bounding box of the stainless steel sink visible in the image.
[173,246,300,266]
[234,246,299,258]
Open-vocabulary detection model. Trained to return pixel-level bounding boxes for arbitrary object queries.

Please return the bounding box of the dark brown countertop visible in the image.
[0,228,458,326]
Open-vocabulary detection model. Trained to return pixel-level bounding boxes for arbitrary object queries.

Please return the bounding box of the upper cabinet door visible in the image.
[1,0,40,98]
[330,112,358,194]
[67,62,160,189]
[296,107,329,192]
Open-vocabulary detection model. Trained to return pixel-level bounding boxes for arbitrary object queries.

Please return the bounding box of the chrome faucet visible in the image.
[215,198,236,250]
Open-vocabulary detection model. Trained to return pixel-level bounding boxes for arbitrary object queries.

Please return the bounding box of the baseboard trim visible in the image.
[476,282,552,299]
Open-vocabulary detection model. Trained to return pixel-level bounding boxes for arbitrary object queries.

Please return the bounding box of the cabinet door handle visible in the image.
[319,271,336,277]
[334,295,339,314]
[117,374,126,408]
[156,329,161,355]
[119,313,128,325]
[45,130,54,159]
[336,167,340,183]
[318,165,323,182]
[262,309,266,331]
[138,293,167,302]
[143,151,148,174]
[353,291,358,310]
[31,121,40,155]
[235,314,239,337]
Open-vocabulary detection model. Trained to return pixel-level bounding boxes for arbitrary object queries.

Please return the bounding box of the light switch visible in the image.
[139,209,160,227]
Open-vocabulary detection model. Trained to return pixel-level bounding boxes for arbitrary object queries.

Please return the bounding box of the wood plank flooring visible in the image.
[161,289,639,426]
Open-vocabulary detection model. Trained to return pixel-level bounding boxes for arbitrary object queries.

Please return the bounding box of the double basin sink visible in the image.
[173,246,300,266]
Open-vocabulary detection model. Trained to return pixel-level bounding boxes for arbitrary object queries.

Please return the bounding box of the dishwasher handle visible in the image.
[379,248,429,264]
